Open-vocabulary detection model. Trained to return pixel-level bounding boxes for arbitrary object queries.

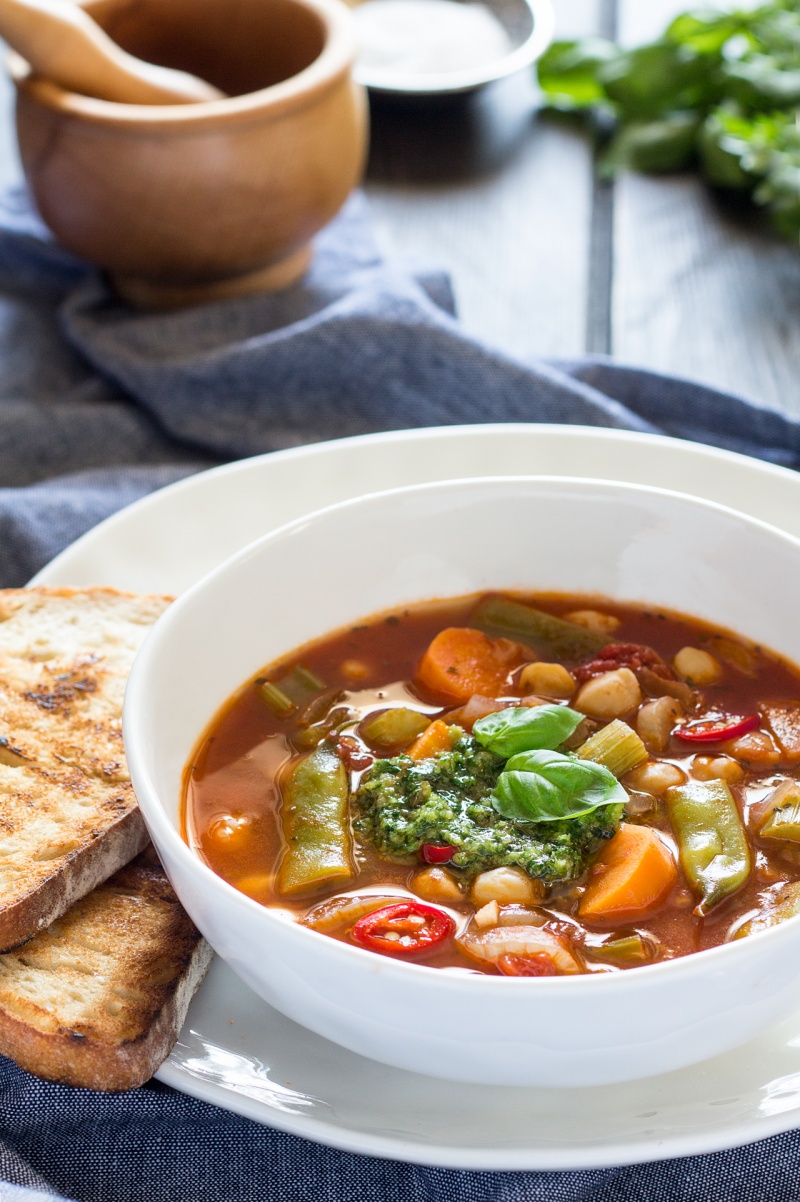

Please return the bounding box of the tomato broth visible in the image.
[183,593,800,976]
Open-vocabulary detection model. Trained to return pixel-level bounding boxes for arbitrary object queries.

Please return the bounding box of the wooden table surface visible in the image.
[366,0,800,418]
[0,0,797,419]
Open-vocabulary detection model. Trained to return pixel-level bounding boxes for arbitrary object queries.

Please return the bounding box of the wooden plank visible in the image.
[365,0,603,361]
[613,0,800,415]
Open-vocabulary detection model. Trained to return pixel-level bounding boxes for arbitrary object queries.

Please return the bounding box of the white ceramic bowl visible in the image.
[124,476,800,1087]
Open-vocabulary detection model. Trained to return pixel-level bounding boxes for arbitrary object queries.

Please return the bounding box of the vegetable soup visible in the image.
[183,593,800,976]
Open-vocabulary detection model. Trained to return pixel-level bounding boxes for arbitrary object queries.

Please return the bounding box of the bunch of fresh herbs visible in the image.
[537,2,800,239]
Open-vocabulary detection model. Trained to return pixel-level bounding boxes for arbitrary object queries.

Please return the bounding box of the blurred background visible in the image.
[0,0,797,414]
[363,0,800,416]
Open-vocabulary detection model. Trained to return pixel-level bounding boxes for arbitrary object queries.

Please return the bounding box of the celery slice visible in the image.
[761,802,800,843]
[756,779,800,842]
[361,708,431,750]
[578,719,648,778]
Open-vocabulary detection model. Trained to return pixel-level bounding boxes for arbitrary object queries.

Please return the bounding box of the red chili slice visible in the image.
[421,843,457,864]
[497,953,557,978]
[675,713,761,744]
[351,902,455,956]
[574,643,674,684]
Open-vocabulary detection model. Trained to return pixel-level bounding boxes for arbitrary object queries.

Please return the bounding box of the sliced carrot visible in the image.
[407,719,456,762]
[578,824,677,924]
[416,628,520,703]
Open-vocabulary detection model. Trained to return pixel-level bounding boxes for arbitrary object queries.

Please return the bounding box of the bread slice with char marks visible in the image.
[0,849,212,1090]
[0,587,170,950]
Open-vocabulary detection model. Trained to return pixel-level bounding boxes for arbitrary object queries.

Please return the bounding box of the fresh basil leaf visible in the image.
[537,38,618,110]
[492,749,628,823]
[474,705,583,758]
[601,110,701,176]
[598,41,717,119]
[722,55,800,108]
[667,10,751,55]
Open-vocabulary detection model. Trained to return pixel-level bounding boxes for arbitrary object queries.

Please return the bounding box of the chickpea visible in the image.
[471,866,543,907]
[519,662,576,699]
[207,813,253,851]
[411,866,463,904]
[574,668,641,722]
[563,610,621,635]
[625,760,687,796]
[690,755,745,784]
[636,696,682,753]
[726,730,780,768]
[673,647,721,686]
[341,659,370,680]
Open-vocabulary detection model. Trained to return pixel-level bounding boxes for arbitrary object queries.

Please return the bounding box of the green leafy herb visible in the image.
[536,37,618,110]
[473,704,583,758]
[492,749,628,824]
[601,110,702,176]
[536,0,800,243]
[598,41,716,119]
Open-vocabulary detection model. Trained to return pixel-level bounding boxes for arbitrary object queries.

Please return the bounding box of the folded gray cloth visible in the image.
[2,185,800,1202]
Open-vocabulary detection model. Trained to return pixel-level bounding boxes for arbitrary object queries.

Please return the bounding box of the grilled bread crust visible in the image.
[0,849,212,1090]
[0,588,170,950]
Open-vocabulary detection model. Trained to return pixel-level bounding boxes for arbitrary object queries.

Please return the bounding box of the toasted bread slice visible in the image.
[0,849,212,1090]
[0,587,170,949]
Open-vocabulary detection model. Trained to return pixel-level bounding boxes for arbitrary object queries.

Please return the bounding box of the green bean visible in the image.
[258,680,295,717]
[257,665,326,718]
[277,746,352,895]
[293,706,352,750]
[665,780,751,916]
[586,933,655,967]
[473,597,609,662]
[281,665,326,704]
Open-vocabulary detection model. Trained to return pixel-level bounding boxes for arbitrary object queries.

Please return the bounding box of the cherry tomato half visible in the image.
[497,954,556,977]
[675,713,760,744]
[421,843,457,864]
[351,902,455,956]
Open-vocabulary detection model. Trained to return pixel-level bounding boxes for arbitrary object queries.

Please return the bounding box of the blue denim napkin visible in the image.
[2,185,800,1202]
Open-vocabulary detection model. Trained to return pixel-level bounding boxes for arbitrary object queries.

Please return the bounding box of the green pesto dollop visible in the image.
[353,736,622,882]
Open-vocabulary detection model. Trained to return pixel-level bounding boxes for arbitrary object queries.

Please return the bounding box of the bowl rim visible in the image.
[8,0,358,129]
[124,473,800,993]
[354,0,555,95]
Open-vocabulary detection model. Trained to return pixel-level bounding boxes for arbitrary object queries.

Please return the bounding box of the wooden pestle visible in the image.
[0,0,226,103]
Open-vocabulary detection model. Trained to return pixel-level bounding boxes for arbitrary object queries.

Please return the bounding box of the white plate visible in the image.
[30,424,800,1169]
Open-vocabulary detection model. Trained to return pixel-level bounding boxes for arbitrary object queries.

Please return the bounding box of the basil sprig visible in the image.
[492,750,628,824]
[536,4,800,243]
[473,704,627,823]
[473,704,584,758]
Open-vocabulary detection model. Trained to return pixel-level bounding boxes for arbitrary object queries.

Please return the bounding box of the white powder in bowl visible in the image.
[354,0,514,79]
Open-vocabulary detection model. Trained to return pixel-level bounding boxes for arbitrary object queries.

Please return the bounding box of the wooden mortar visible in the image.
[9,0,368,306]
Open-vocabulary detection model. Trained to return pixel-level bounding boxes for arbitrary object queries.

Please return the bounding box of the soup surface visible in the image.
[184,593,800,976]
